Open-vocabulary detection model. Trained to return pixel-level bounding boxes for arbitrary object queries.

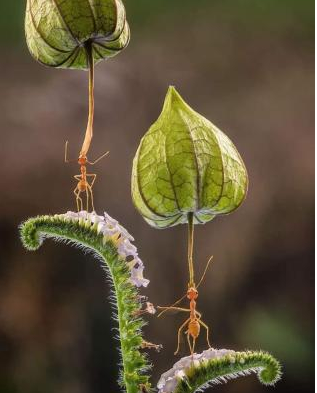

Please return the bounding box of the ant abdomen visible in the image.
[78,181,87,192]
[188,320,200,338]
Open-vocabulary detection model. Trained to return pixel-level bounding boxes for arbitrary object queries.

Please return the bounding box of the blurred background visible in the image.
[0,1,314,392]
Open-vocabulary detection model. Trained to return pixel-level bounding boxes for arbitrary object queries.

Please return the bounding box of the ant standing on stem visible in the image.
[65,142,109,212]
[157,213,213,356]
[64,40,109,212]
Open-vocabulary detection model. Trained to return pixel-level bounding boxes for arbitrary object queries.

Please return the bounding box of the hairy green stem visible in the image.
[174,350,281,393]
[20,215,151,393]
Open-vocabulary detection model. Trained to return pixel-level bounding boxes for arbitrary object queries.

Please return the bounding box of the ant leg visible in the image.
[73,176,84,211]
[79,192,83,211]
[73,188,79,211]
[86,175,96,212]
[77,190,83,211]
[73,188,83,212]
[157,293,187,317]
[157,306,190,317]
[86,188,89,212]
[192,337,196,355]
[74,175,81,182]
[86,174,97,187]
[199,320,211,349]
[187,333,194,356]
[175,318,190,355]
[87,185,95,212]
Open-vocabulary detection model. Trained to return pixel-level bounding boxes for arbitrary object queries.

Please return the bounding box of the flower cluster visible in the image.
[157,348,236,393]
[61,211,150,288]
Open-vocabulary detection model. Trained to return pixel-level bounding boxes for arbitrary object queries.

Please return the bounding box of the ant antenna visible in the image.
[196,255,213,289]
[64,140,77,163]
[88,150,110,165]
[64,140,69,163]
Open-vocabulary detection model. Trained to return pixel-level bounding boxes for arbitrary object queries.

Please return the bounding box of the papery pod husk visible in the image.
[25,0,130,69]
[132,86,248,229]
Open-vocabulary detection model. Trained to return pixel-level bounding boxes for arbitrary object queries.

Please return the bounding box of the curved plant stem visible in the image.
[20,214,151,393]
[174,350,281,393]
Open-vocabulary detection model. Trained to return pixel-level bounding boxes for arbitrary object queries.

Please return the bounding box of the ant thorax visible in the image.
[80,166,87,175]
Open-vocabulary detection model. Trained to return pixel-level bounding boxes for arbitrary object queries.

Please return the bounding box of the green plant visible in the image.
[21,2,282,392]
[20,212,282,393]
[159,349,281,393]
[20,212,151,393]
[25,0,129,69]
[132,86,248,229]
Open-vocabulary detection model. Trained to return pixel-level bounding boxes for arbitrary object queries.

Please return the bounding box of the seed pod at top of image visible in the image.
[132,86,248,229]
[25,0,130,69]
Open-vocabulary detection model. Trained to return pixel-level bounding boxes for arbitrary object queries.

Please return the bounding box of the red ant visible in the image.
[64,41,109,212]
[157,213,213,355]
[65,142,109,212]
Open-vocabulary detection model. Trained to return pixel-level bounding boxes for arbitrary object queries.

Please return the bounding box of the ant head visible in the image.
[78,155,87,165]
[187,286,198,300]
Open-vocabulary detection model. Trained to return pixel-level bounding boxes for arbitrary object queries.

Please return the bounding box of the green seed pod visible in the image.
[25,0,130,69]
[132,86,248,229]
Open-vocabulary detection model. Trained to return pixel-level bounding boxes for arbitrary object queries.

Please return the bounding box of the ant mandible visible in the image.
[157,213,213,356]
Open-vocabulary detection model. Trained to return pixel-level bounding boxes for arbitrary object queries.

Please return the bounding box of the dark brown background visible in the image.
[0,1,314,392]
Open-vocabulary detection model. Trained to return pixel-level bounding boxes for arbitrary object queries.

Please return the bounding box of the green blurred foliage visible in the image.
[0,0,314,45]
[127,0,314,34]
[241,307,314,372]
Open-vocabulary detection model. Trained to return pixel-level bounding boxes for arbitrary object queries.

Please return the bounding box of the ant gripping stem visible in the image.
[157,212,196,318]
[157,212,213,355]
[63,43,111,213]
[157,256,213,317]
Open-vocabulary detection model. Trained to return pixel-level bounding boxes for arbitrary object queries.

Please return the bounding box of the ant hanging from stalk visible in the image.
[65,40,109,212]
[157,212,213,356]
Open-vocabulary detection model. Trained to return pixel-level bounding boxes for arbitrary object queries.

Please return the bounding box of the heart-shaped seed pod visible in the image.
[25,0,130,69]
[132,86,248,229]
